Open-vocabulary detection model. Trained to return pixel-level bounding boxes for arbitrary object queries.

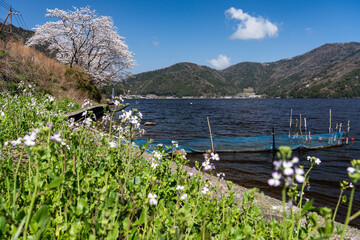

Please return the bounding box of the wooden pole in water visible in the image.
[299,113,302,135]
[289,109,293,137]
[346,120,350,145]
[339,123,342,145]
[304,118,307,137]
[207,116,214,152]
[329,109,332,133]
[295,119,298,135]
[272,127,276,152]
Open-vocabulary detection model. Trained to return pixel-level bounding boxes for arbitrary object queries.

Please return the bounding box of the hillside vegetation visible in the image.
[124,42,360,98]
[0,40,103,103]
[0,25,34,43]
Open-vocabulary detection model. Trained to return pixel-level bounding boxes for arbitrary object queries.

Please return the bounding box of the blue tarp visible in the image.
[134,132,344,153]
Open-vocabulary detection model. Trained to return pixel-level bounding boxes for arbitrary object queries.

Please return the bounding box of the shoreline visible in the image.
[142,151,360,239]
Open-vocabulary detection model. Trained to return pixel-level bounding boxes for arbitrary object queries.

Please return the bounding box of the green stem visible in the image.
[340,185,355,240]
[295,165,313,239]
[185,173,202,239]
[142,205,148,239]
[332,189,344,222]
[349,209,360,222]
[12,152,22,218]
[282,186,287,239]
[23,151,39,240]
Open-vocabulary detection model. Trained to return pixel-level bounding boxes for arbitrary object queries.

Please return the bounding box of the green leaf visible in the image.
[243,224,253,235]
[310,212,319,226]
[76,198,88,216]
[15,209,25,222]
[44,177,64,190]
[156,230,165,240]
[134,209,146,225]
[133,176,141,185]
[122,217,131,230]
[0,216,6,234]
[11,217,25,240]
[30,205,49,239]
[301,199,314,215]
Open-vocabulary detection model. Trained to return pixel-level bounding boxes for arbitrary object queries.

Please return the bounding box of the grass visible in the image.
[0,40,104,104]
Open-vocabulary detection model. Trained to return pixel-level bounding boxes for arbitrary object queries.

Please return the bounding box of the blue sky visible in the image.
[3,0,360,74]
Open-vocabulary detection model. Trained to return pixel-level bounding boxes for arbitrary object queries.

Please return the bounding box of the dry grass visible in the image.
[5,41,66,78]
[0,40,104,104]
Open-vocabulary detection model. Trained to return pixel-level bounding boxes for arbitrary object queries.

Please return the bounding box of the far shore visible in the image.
[124,95,264,99]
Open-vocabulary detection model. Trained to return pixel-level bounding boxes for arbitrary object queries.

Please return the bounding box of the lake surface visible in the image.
[118,98,360,227]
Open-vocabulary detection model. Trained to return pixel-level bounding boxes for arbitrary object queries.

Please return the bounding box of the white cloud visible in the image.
[305,27,312,35]
[152,41,159,46]
[208,54,231,69]
[226,7,278,40]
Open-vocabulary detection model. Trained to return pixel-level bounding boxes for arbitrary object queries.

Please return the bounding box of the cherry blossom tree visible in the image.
[26,6,135,84]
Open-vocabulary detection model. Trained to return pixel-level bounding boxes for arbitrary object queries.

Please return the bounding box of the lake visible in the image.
[118,98,360,227]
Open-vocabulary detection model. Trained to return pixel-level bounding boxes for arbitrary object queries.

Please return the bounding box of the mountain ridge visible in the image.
[124,42,360,98]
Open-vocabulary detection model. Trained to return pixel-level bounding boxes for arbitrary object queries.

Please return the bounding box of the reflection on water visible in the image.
[119,98,360,228]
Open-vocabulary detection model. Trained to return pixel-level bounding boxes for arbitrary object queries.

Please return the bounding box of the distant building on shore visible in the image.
[236,87,262,98]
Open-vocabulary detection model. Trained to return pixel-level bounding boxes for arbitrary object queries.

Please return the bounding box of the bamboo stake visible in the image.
[299,113,302,135]
[207,116,214,152]
[272,127,276,152]
[346,120,350,145]
[339,123,342,145]
[289,109,293,137]
[329,109,332,133]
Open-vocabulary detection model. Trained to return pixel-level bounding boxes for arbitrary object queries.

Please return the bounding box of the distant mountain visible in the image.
[124,42,360,98]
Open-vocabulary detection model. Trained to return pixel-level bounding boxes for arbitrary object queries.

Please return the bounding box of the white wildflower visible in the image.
[50,132,62,143]
[148,193,158,205]
[268,172,282,187]
[180,193,188,201]
[294,167,305,183]
[201,185,210,195]
[109,141,117,148]
[347,167,355,174]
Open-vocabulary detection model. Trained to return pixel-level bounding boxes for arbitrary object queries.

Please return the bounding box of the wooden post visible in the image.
[295,119,298,135]
[329,109,332,133]
[0,7,20,34]
[9,6,12,35]
[346,120,350,145]
[272,127,276,152]
[304,118,307,139]
[289,109,293,137]
[299,113,302,135]
[339,123,342,145]
[207,116,214,152]
[0,13,10,32]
